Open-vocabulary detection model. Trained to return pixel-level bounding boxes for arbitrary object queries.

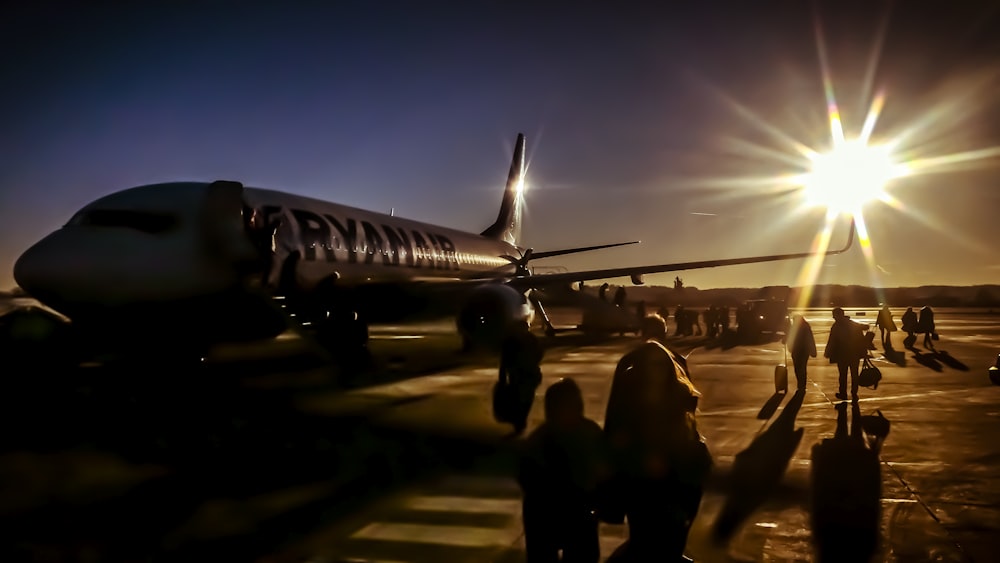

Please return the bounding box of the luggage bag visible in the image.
[775,343,788,393]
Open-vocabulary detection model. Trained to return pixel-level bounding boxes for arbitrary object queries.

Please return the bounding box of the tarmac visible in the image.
[1,307,999,562]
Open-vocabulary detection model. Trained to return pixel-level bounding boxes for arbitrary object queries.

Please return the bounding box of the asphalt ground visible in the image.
[1,306,998,562]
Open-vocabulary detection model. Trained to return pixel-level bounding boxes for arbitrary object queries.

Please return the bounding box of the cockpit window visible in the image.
[68,209,179,234]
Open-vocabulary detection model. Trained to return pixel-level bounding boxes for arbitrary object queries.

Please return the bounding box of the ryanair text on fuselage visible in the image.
[268,205,462,270]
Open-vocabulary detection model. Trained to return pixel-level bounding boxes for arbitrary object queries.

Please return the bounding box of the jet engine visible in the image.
[0,306,78,374]
[456,283,533,349]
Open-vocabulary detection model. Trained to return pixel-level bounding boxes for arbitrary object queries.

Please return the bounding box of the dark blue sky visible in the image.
[3,1,998,290]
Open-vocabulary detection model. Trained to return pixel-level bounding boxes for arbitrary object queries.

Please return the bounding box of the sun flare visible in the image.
[686,12,1000,308]
[798,139,908,214]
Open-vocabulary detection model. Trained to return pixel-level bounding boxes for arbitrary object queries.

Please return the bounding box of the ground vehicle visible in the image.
[737,299,790,338]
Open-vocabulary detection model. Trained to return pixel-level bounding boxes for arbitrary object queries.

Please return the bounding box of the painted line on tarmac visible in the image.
[699,389,957,417]
[885,461,956,467]
[852,389,958,404]
[351,522,522,548]
[402,495,520,515]
[882,458,971,560]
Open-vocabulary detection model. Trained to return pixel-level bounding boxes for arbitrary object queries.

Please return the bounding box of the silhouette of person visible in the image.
[636,300,647,324]
[788,314,817,390]
[639,313,668,344]
[614,286,627,308]
[519,378,608,563]
[599,283,610,302]
[875,305,897,348]
[604,341,711,562]
[824,308,866,402]
[703,306,715,339]
[900,307,917,349]
[241,206,280,286]
[810,402,884,562]
[918,306,936,350]
[690,309,702,336]
[498,323,544,434]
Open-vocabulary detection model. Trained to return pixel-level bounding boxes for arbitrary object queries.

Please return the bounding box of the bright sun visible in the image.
[799,139,906,214]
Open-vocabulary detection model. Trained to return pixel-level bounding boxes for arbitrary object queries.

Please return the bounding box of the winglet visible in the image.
[829,217,856,254]
[480,133,525,245]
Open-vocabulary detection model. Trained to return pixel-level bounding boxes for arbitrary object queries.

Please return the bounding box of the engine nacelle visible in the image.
[0,306,78,373]
[456,284,533,349]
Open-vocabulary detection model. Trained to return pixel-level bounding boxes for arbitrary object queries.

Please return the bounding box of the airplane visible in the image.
[10,133,855,363]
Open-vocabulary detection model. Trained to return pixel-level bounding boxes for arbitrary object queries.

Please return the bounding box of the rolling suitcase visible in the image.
[774,343,788,393]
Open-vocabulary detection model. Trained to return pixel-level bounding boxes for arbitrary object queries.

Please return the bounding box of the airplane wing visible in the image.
[508,219,856,289]
[436,218,856,290]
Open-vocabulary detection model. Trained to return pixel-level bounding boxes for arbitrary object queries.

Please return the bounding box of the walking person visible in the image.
[614,286,627,308]
[604,341,712,562]
[918,306,936,350]
[901,307,918,349]
[788,314,817,391]
[598,283,610,302]
[639,313,668,345]
[496,322,544,434]
[824,308,867,402]
[519,378,609,563]
[876,304,897,348]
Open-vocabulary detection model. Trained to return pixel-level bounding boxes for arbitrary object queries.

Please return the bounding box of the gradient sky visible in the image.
[2,1,998,291]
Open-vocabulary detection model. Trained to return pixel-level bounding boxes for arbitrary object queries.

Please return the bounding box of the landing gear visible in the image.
[527,290,557,338]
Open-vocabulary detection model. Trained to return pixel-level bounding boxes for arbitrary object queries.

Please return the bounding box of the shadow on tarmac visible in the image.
[912,350,944,372]
[702,328,783,352]
[904,343,969,373]
[933,350,969,371]
[706,395,891,561]
[0,353,522,562]
[810,402,889,563]
[710,389,805,543]
[881,339,907,367]
[756,392,785,420]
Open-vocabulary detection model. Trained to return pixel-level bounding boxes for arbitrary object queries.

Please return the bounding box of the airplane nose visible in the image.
[13,238,55,297]
[13,232,92,315]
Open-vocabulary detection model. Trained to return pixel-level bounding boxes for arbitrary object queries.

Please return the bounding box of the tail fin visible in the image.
[480,133,525,245]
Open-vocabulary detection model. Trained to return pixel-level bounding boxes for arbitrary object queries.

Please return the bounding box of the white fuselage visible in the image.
[244,188,520,291]
[12,182,531,345]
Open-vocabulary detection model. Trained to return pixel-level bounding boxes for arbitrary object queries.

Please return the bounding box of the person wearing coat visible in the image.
[875,305,897,348]
[788,315,817,390]
[900,307,918,348]
[918,306,936,350]
[497,323,544,434]
[519,378,609,563]
[604,341,711,562]
[824,308,867,402]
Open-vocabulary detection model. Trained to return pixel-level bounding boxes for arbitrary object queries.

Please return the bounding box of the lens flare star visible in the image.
[788,83,912,223]
[683,9,1000,307]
